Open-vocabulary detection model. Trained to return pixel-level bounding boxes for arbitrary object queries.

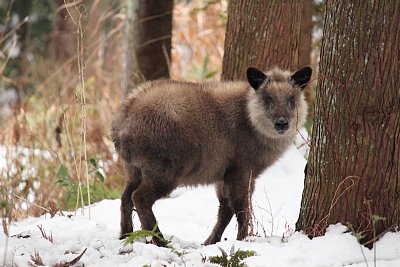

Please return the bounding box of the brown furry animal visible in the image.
[112,66,311,246]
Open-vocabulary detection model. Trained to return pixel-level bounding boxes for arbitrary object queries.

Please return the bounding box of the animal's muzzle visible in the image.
[274,118,289,134]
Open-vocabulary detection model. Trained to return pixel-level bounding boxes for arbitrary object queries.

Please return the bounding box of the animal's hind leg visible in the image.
[120,164,141,239]
[204,182,234,245]
[132,169,175,247]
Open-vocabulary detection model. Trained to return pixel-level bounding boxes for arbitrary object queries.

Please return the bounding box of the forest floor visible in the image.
[1,145,400,267]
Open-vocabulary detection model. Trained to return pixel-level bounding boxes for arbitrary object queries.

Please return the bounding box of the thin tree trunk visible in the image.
[299,0,314,106]
[299,0,313,67]
[12,0,33,106]
[122,0,136,97]
[135,0,173,81]
[222,0,302,81]
[296,0,400,247]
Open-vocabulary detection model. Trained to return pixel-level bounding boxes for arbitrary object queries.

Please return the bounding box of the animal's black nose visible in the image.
[274,118,289,133]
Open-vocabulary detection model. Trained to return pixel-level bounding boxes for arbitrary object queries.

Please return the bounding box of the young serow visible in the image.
[112,66,312,246]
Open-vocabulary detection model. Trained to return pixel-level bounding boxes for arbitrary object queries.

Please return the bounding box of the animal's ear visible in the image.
[291,66,312,90]
[247,67,267,90]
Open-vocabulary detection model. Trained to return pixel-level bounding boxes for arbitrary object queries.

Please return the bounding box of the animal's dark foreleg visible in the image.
[120,164,141,239]
[232,197,251,240]
[204,183,234,245]
[230,176,254,241]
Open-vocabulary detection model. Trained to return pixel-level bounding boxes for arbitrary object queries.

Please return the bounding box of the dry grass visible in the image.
[171,0,227,80]
[1,1,122,221]
[28,250,45,267]
[27,248,88,267]
[37,224,54,243]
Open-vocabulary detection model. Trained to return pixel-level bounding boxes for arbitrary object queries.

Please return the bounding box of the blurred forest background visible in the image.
[0,0,324,221]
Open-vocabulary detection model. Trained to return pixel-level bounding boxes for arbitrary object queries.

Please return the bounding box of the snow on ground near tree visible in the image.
[1,145,400,266]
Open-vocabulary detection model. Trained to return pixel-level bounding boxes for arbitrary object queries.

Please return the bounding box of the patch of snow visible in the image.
[1,144,399,266]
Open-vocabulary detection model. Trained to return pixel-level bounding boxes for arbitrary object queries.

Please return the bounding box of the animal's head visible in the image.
[246,66,312,139]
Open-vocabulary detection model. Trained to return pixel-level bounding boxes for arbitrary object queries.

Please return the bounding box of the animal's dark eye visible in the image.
[288,97,295,109]
[264,96,274,109]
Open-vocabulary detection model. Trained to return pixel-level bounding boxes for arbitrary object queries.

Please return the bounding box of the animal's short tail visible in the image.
[111,118,133,162]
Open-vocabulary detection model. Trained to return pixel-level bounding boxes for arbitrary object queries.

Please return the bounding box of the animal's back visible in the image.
[112,80,249,186]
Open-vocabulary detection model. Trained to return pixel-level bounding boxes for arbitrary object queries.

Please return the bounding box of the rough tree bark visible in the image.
[122,0,136,97]
[296,0,400,247]
[135,0,173,81]
[299,0,313,67]
[299,0,314,103]
[222,0,302,81]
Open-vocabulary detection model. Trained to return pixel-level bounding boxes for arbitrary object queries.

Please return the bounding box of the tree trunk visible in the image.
[135,0,173,81]
[296,0,400,247]
[299,0,313,67]
[222,0,302,81]
[299,0,314,105]
[122,0,136,97]
[11,0,33,107]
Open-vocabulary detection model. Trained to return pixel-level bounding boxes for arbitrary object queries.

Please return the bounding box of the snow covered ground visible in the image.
[1,145,400,266]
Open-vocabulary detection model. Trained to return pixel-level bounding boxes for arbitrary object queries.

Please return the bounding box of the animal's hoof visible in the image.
[203,237,217,246]
[150,236,168,247]
[119,233,129,240]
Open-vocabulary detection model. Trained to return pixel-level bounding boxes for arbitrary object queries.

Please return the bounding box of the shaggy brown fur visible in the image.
[112,66,312,246]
